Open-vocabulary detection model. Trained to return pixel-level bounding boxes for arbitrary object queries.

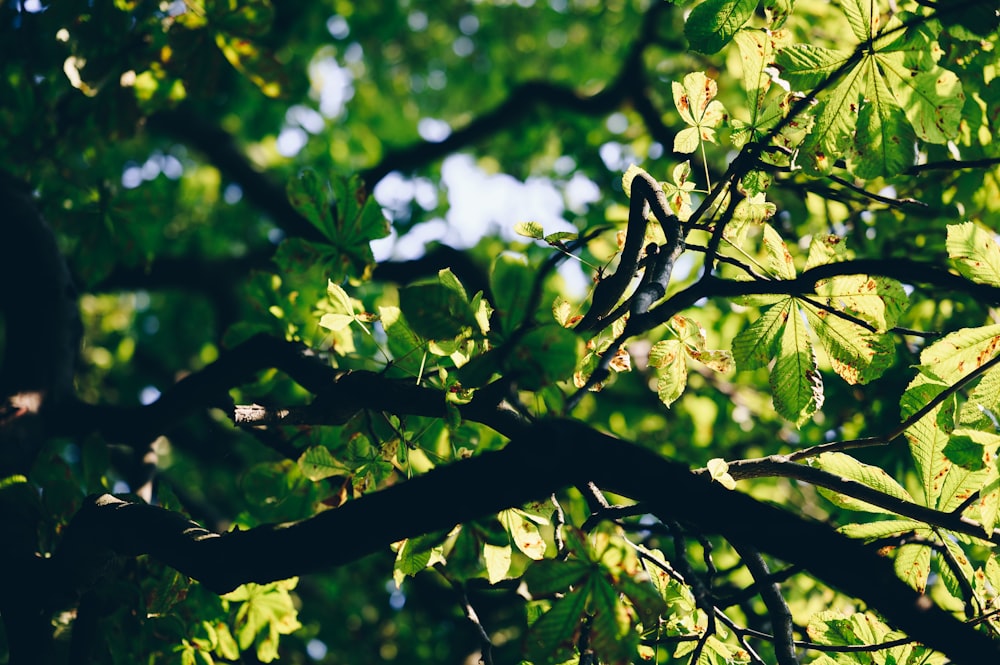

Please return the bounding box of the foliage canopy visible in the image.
[2,0,1000,664]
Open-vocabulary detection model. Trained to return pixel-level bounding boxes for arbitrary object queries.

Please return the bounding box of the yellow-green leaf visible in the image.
[947,221,1000,287]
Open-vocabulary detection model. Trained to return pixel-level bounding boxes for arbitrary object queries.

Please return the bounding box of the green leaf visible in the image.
[806,610,884,647]
[514,221,545,239]
[733,192,776,227]
[733,28,777,112]
[882,58,964,144]
[525,558,592,596]
[814,273,908,332]
[318,281,356,332]
[732,300,789,370]
[852,68,916,178]
[937,456,993,514]
[671,72,728,152]
[804,304,894,385]
[483,543,512,584]
[286,169,335,236]
[399,283,474,341]
[284,172,390,282]
[393,538,434,581]
[799,67,866,174]
[894,543,932,593]
[960,364,1000,430]
[297,446,348,481]
[684,0,757,54]
[378,305,425,374]
[223,579,302,655]
[437,267,469,301]
[510,324,580,390]
[621,163,649,199]
[947,221,1000,286]
[525,587,588,664]
[901,375,955,508]
[840,0,874,43]
[585,575,633,663]
[671,315,734,372]
[500,509,546,560]
[762,223,797,280]
[706,458,736,489]
[661,161,696,221]
[812,452,915,512]
[775,44,853,91]
[917,323,1000,384]
[940,537,976,601]
[804,234,847,271]
[838,518,927,541]
[490,252,534,336]
[772,304,823,425]
[649,339,687,408]
[944,428,1000,471]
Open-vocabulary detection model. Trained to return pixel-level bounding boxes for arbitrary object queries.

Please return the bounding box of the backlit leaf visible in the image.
[813,452,915,513]
[947,221,1000,287]
[483,543,512,584]
[894,543,932,593]
[772,305,823,425]
[684,0,757,54]
[650,339,687,407]
[901,375,955,508]
[297,446,349,481]
[732,300,790,370]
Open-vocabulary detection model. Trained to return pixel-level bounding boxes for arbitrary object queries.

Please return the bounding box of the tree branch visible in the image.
[54,418,1000,662]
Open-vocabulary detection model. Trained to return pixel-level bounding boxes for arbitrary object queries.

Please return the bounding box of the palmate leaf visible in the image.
[775,4,964,177]
[660,161,696,221]
[672,72,728,153]
[285,171,390,282]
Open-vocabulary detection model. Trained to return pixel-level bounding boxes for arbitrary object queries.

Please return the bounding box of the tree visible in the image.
[2,0,1000,663]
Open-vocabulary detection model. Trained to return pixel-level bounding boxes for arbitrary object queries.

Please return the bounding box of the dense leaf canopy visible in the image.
[2,1,1000,664]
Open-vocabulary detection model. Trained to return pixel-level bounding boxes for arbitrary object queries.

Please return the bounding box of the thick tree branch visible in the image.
[0,171,82,664]
[54,418,1000,663]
